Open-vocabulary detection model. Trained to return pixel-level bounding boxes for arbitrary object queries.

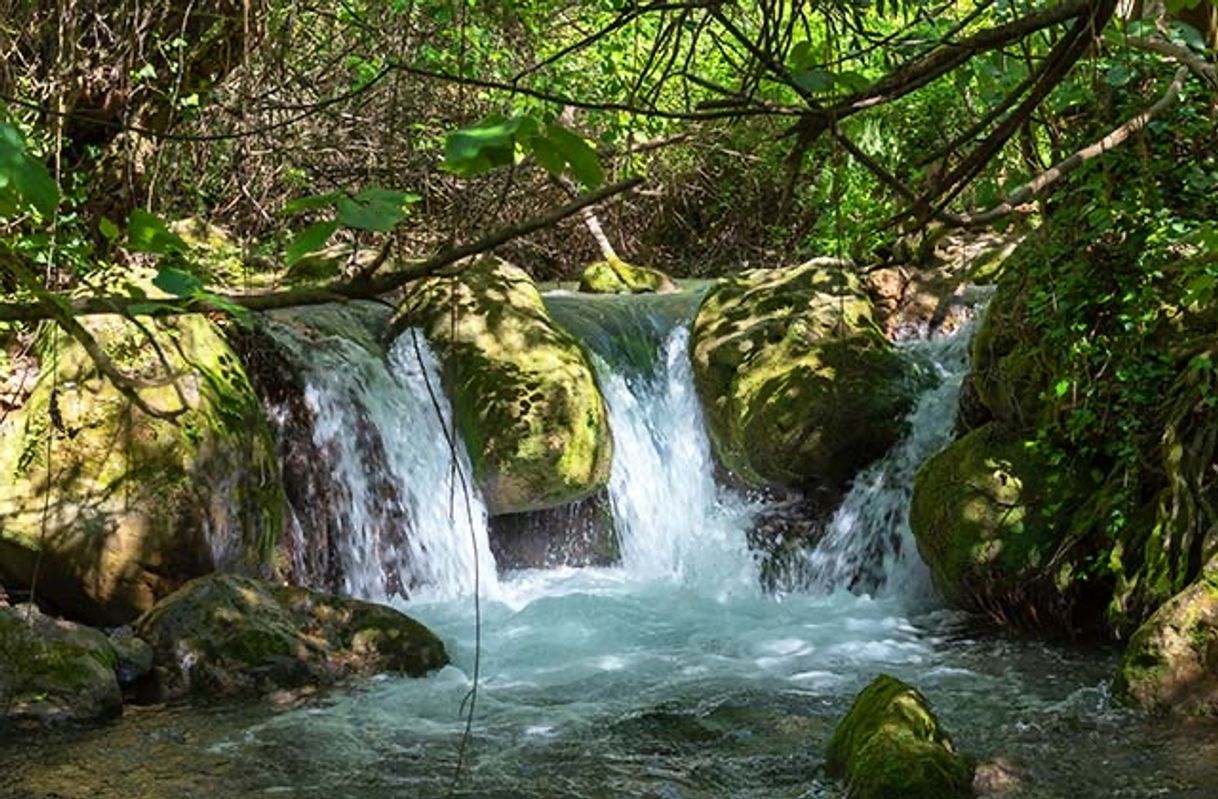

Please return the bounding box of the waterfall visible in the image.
[795,316,980,598]
[255,308,496,602]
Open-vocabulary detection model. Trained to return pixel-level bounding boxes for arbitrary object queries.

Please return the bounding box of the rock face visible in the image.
[578,258,677,295]
[487,490,618,570]
[389,256,613,515]
[0,315,284,626]
[0,604,123,726]
[1115,563,1218,715]
[135,574,448,699]
[909,423,1091,630]
[826,674,974,799]
[689,262,922,488]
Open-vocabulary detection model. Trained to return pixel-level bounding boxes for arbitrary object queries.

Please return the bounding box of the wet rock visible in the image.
[0,604,122,727]
[0,314,284,626]
[826,674,973,799]
[578,258,677,295]
[489,490,619,570]
[1115,562,1218,715]
[690,261,925,489]
[389,256,613,514]
[909,422,1094,633]
[134,574,447,700]
[108,626,154,686]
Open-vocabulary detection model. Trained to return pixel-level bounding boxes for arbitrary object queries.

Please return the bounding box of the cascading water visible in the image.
[258,307,497,602]
[16,295,1217,799]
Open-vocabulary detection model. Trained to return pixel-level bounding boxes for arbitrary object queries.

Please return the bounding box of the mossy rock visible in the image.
[388,256,612,514]
[0,604,123,727]
[826,674,973,799]
[909,422,1094,630]
[578,258,677,295]
[689,261,924,487]
[0,315,284,625]
[1115,562,1218,715]
[968,281,1053,429]
[134,573,448,699]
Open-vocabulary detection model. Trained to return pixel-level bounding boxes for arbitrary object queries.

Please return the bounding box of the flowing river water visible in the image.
[5,291,1218,798]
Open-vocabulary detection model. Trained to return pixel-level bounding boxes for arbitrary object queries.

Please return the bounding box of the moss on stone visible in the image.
[135,574,448,699]
[0,314,285,625]
[389,257,613,514]
[826,674,973,799]
[578,258,677,294]
[689,261,924,487]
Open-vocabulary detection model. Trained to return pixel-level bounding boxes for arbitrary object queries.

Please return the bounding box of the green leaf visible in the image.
[546,124,603,188]
[336,196,398,232]
[792,69,836,93]
[98,217,120,240]
[0,122,59,216]
[1105,62,1133,88]
[286,220,339,264]
[1054,379,1071,398]
[444,114,521,176]
[789,41,815,71]
[127,209,188,255]
[126,302,171,316]
[283,191,343,214]
[152,267,203,298]
[529,135,567,177]
[199,291,253,328]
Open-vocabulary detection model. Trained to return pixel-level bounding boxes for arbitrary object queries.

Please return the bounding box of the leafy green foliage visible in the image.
[0,121,58,217]
[443,114,604,188]
[283,187,419,265]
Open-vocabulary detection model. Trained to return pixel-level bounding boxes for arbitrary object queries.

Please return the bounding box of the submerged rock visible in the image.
[389,256,612,514]
[0,315,284,626]
[689,261,923,488]
[826,674,973,799]
[135,574,447,699]
[578,258,677,295]
[0,604,123,727]
[1116,562,1218,715]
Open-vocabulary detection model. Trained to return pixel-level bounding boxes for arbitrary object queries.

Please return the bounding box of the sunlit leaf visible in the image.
[546,124,603,188]
[286,220,339,264]
[152,266,203,297]
[127,209,187,254]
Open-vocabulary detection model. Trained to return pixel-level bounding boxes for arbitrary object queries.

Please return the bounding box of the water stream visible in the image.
[5,293,1218,798]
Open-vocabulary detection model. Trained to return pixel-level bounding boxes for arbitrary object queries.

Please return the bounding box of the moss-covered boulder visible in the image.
[0,315,284,626]
[826,674,974,799]
[689,262,923,487]
[135,574,447,699]
[1115,562,1218,715]
[578,257,677,295]
[909,423,1095,630]
[389,256,612,514]
[0,604,123,727]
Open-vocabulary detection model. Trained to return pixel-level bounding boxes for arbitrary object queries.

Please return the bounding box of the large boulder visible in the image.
[389,256,613,514]
[689,262,923,487]
[1115,562,1218,715]
[135,574,448,699]
[578,258,677,295]
[826,674,974,799]
[909,423,1094,632]
[0,604,123,727]
[0,315,284,626]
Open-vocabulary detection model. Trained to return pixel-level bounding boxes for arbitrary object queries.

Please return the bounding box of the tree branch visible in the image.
[0,178,644,323]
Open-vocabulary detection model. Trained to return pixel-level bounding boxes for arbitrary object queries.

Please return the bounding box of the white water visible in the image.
[593,327,759,593]
[267,319,497,602]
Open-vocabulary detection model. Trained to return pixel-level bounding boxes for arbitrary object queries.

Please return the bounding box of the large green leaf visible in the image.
[127,209,188,255]
[286,220,339,264]
[546,124,604,188]
[444,115,521,176]
[0,122,59,216]
[283,191,343,215]
[152,266,203,298]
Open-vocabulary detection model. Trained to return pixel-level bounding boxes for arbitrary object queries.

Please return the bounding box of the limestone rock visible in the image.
[689,261,924,488]
[1115,563,1218,715]
[0,604,123,726]
[135,574,448,699]
[389,256,612,514]
[0,315,284,625]
[826,674,973,799]
[578,258,677,294]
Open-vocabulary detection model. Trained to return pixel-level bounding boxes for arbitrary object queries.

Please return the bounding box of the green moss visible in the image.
[578,258,676,294]
[826,675,973,799]
[389,257,612,514]
[690,261,921,487]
